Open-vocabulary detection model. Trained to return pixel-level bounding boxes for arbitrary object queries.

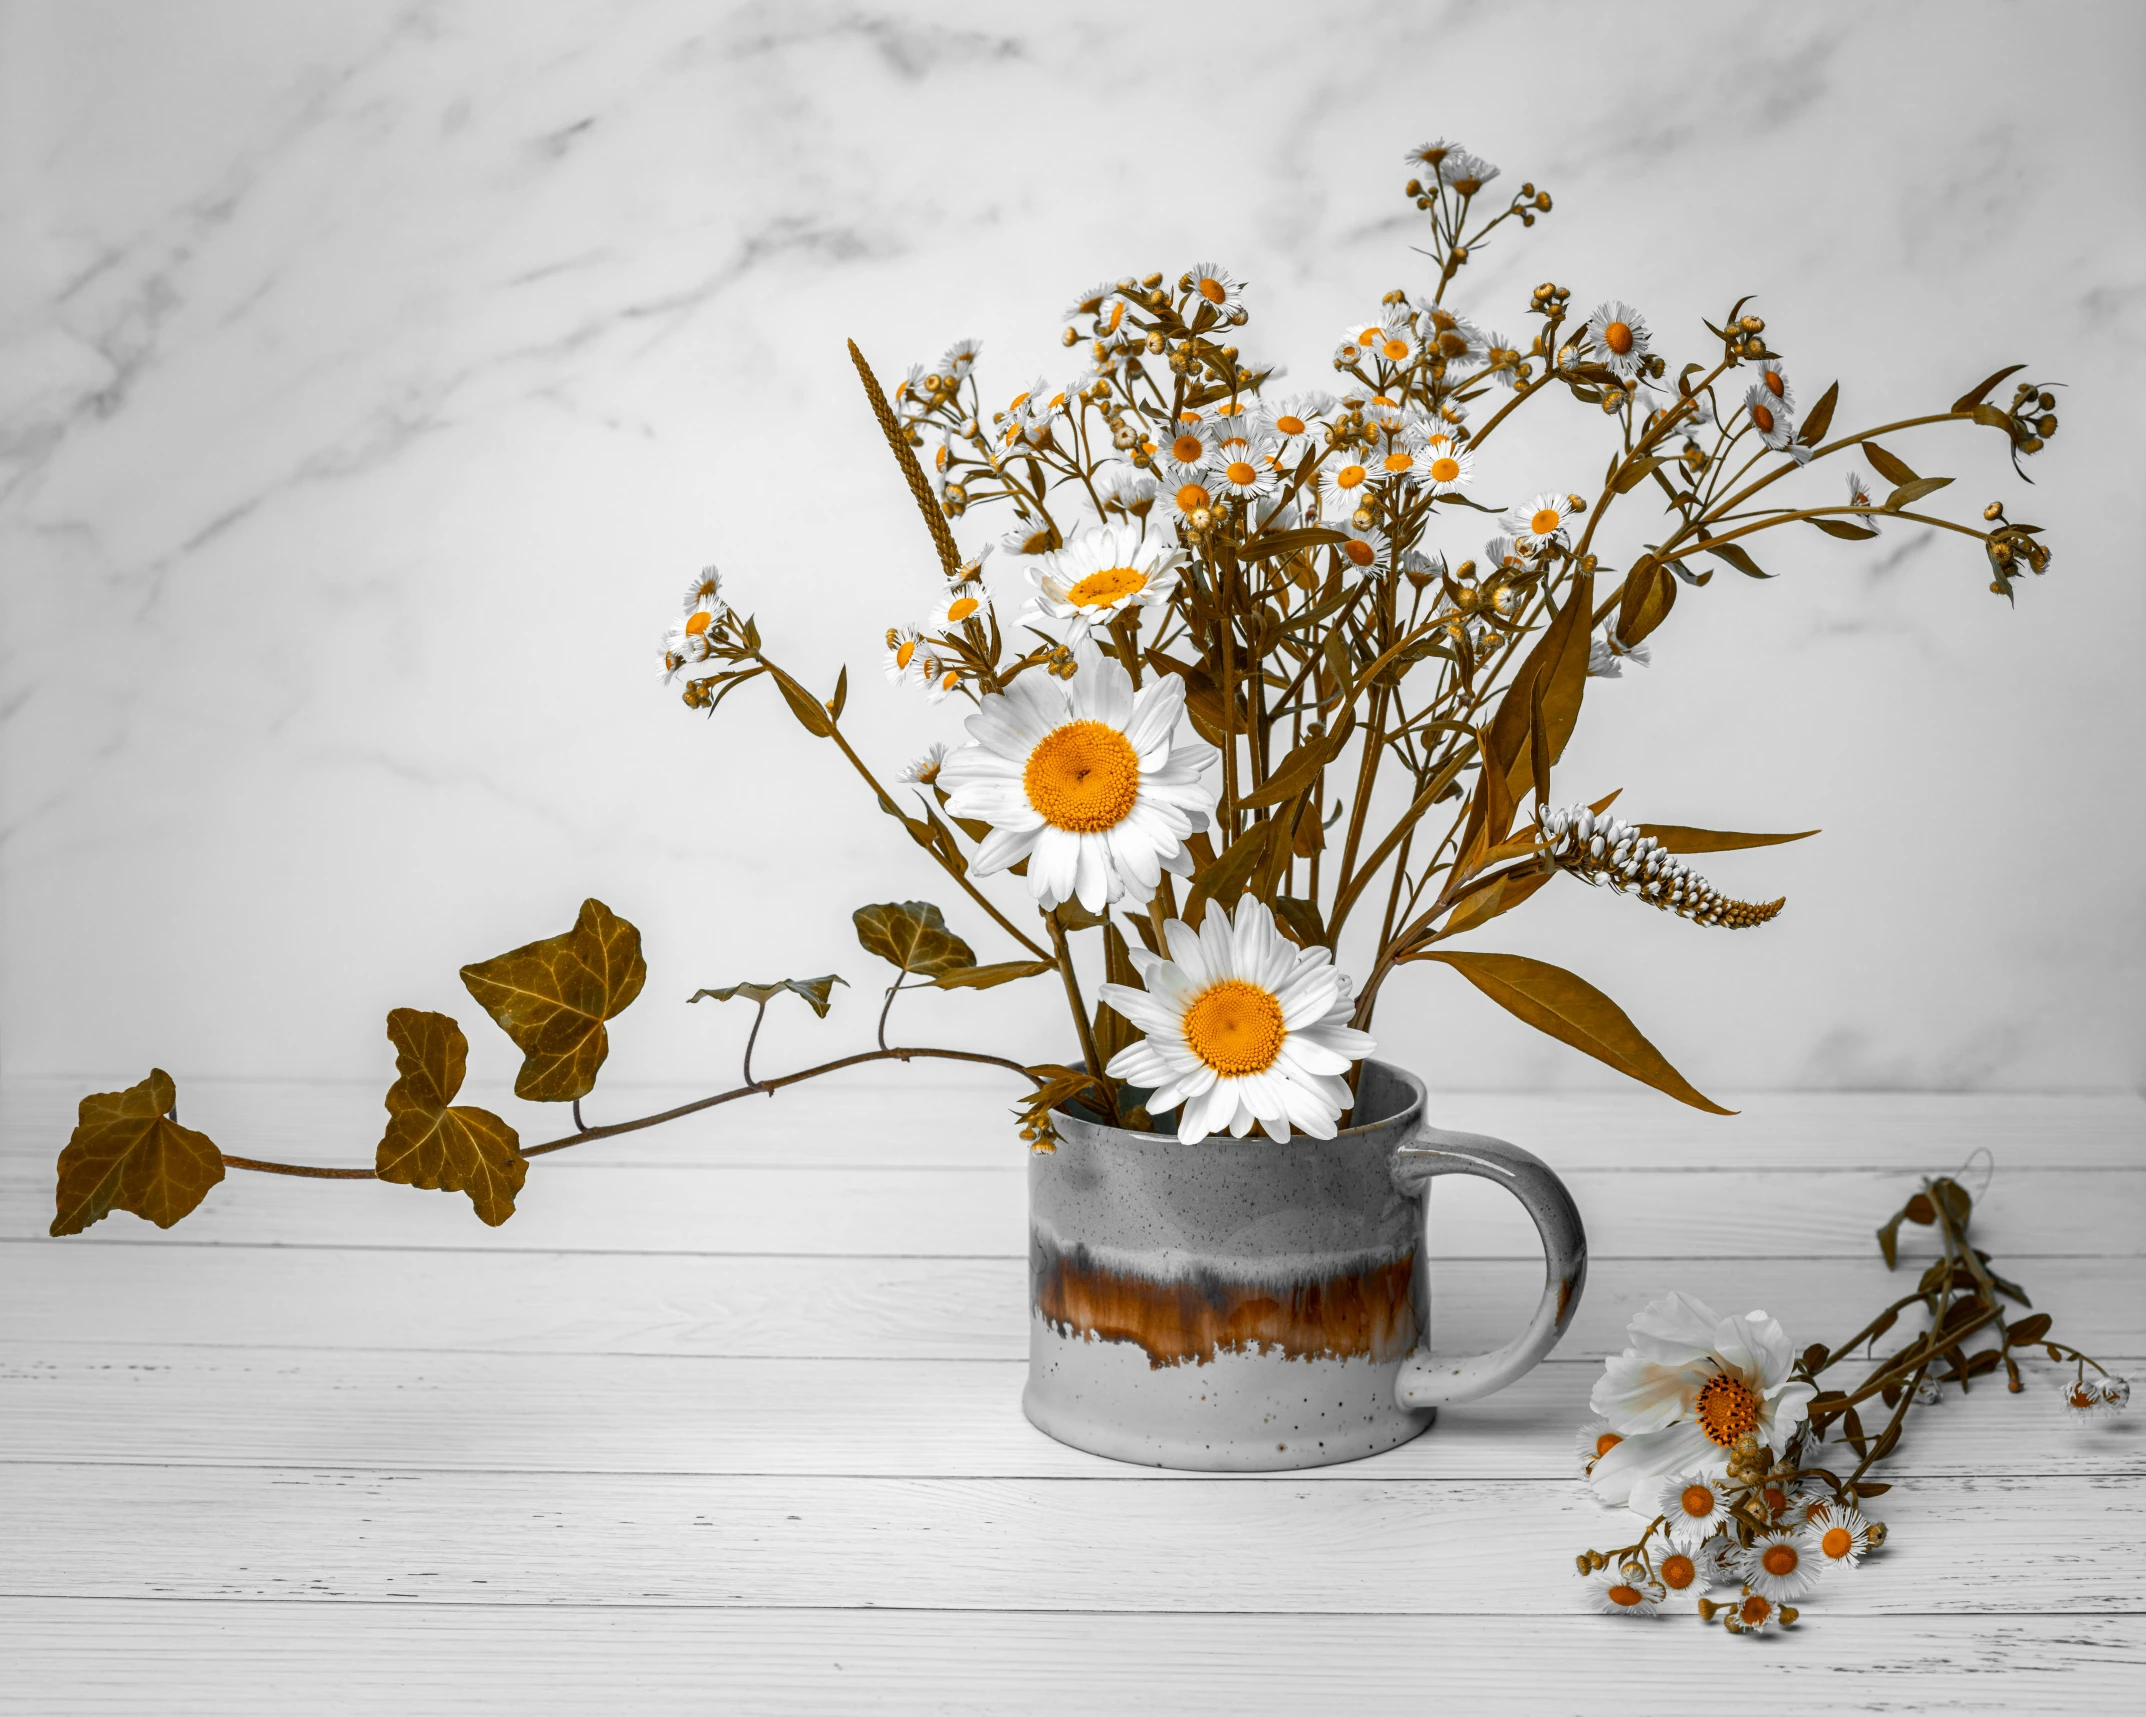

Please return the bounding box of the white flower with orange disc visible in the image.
[1806,1500,1879,1572]
[1647,1471,1733,1548]
[1583,300,1652,380]
[1752,357,1795,414]
[1508,491,1577,553]
[1585,1291,1816,1506]
[1735,1527,1821,1603]
[1024,523,1183,638]
[1183,260,1244,320]
[919,653,964,706]
[882,625,926,688]
[1575,1415,1625,1481]
[1155,418,1217,477]
[1584,1565,1662,1617]
[1742,384,1797,452]
[1097,899,1377,1144]
[1321,443,1378,520]
[1209,439,1281,502]
[898,743,949,787]
[937,647,1216,914]
[1420,432,1476,497]
[1155,468,1220,528]
[926,582,990,632]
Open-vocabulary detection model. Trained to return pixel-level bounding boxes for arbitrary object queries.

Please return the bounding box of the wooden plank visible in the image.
[3,1602,2137,1716]
[4,1462,2142,1614]
[5,1346,2135,1482]
[7,1076,2141,1173]
[7,1243,2138,1361]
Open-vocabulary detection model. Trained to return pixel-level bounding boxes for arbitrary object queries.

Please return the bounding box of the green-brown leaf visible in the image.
[1951,364,2025,413]
[50,1069,225,1237]
[1411,951,1735,1114]
[769,664,836,738]
[1797,380,1839,446]
[460,898,648,1103]
[1635,824,1820,854]
[1702,540,1771,579]
[852,900,977,976]
[375,1009,526,1227]
[1861,440,1918,486]
[1809,517,1880,541]
[1884,475,1953,511]
[932,959,1055,990]
[689,975,846,1018]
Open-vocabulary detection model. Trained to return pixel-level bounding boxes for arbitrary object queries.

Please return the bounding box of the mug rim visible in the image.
[1052,1056,1426,1147]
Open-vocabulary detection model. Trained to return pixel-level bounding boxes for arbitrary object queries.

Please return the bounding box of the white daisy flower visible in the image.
[1064,281,1120,321]
[1156,419,1218,475]
[2057,1374,2123,1427]
[1211,440,1281,501]
[1025,523,1183,637]
[998,517,1060,558]
[1576,1416,1626,1479]
[899,742,950,787]
[1585,1292,1817,1506]
[1337,518,1392,576]
[1691,1528,1739,1589]
[1094,460,1158,517]
[1097,898,1378,1144]
[1250,492,1301,537]
[681,566,724,613]
[1440,149,1500,197]
[1654,1545,1703,1598]
[1333,333,1369,371]
[1583,301,1653,380]
[1752,358,1795,414]
[1510,492,1577,553]
[1723,1591,1782,1635]
[664,608,718,661]
[1736,1528,1821,1603]
[1845,469,1881,529]
[1809,1502,1877,1572]
[1652,1473,1733,1548]
[940,337,982,380]
[926,582,989,632]
[1403,138,1462,175]
[656,640,698,685]
[1421,434,1476,496]
[1417,305,1487,369]
[1183,260,1244,319]
[883,625,926,688]
[1481,534,1528,576]
[1589,626,1652,678]
[1321,445,1378,519]
[1156,470,1220,527]
[1363,321,1418,370]
[1742,385,1796,452]
[920,655,963,706]
[1584,1566,1662,1616]
[1480,330,1526,390]
[938,649,1216,914]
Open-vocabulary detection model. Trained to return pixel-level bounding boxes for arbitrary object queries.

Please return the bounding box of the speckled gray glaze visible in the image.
[1024,1060,1587,1471]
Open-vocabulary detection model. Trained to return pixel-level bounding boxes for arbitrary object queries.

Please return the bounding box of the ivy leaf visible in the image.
[50,1069,225,1237]
[460,898,648,1102]
[1410,950,1735,1115]
[852,900,977,976]
[931,960,1055,990]
[689,975,846,1018]
[375,1009,526,1227]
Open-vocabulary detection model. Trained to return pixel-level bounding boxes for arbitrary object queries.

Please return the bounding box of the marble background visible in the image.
[3,0,2141,1104]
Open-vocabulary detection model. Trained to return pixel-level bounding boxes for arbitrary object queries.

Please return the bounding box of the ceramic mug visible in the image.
[1023,1059,1586,1470]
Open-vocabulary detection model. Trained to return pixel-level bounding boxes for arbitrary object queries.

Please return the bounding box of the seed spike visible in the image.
[848,339,965,581]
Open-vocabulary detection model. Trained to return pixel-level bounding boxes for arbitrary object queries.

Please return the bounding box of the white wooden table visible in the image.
[4,1075,2141,1713]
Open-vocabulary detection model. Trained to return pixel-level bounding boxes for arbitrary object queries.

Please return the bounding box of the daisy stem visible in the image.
[1052,919,1118,1123]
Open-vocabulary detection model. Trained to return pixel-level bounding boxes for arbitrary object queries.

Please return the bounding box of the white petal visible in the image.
[971,823,1039,876]
[1074,834,1112,913]
[1032,826,1080,908]
[1624,1291,1727,1366]
[1591,1353,1700,1433]
[1588,1421,1718,1506]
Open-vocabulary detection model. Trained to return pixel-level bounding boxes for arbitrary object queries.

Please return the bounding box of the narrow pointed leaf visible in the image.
[1187,820,1273,912]
[1439,865,1555,937]
[1884,475,1953,510]
[374,1009,525,1226]
[932,959,1055,990]
[1635,825,1819,854]
[1861,440,1918,486]
[1410,950,1735,1114]
[1489,572,1594,797]
[768,665,836,738]
[1796,381,1839,446]
[1809,517,1880,540]
[460,898,648,1103]
[51,1070,225,1236]
[1951,363,2025,413]
[1702,540,1771,579]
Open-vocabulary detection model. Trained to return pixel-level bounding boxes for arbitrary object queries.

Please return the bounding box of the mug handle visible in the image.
[1390,1126,1588,1410]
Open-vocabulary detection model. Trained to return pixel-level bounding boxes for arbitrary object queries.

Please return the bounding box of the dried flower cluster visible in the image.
[1574,1167,2127,1632]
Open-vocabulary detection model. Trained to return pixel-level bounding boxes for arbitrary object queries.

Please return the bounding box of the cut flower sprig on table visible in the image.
[49,132,2068,1232]
[1574,1165,2130,1633]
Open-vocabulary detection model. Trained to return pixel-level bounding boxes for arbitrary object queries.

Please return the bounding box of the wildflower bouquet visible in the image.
[49,135,2061,1230]
[1573,1166,2129,1632]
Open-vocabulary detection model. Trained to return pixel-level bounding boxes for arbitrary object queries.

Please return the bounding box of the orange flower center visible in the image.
[1821,1527,1853,1560]
[1172,434,1206,463]
[1529,507,1561,536]
[1751,402,1776,435]
[1763,369,1786,398]
[1604,320,1635,355]
[1180,979,1287,1076]
[1659,1554,1696,1591]
[1066,566,1147,608]
[945,595,980,622]
[1343,539,1377,567]
[1382,452,1415,473]
[1023,721,1141,833]
[1430,456,1461,483]
[1381,338,1410,361]
[1761,1544,1799,1577]
[1275,414,1306,435]
[1594,1432,1622,1458]
[1740,1595,1772,1626]
[1678,1484,1717,1519]
[684,610,714,637]
[1335,464,1367,491]
[1226,460,1257,485]
[1606,1583,1646,1609]
[1762,1485,1790,1515]
[1198,276,1228,304]
[895,640,916,669]
[1175,483,1212,512]
[1695,1373,1762,1447]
